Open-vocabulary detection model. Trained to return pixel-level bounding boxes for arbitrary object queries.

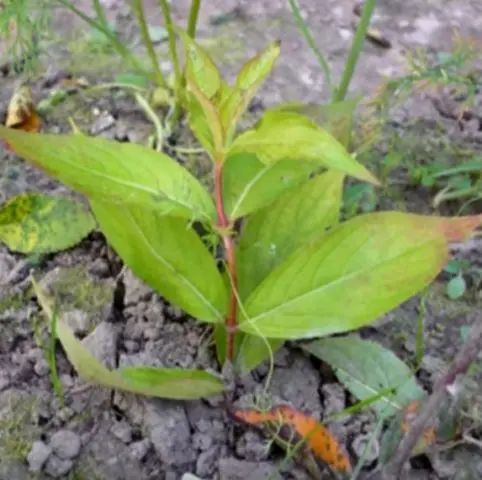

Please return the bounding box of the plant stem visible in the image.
[214,160,238,362]
[159,0,183,130]
[131,0,168,88]
[333,0,377,102]
[159,0,181,88]
[187,0,201,39]
[287,0,333,96]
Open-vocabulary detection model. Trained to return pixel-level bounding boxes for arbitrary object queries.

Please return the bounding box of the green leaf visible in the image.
[269,96,362,147]
[444,259,462,275]
[446,274,466,299]
[237,170,344,300]
[177,30,221,98]
[32,277,223,400]
[303,337,425,417]
[0,127,215,223]
[235,173,343,374]
[220,41,281,141]
[240,212,452,339]
[227,110,378,185]
[91,200,227,323]
[0,193,95,254]
[114,73,148,88]
[118,367,224,397]
[186,79,224,157]
[222,153,316,219]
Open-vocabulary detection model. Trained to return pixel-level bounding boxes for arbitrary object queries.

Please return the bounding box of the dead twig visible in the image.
[369,316,482,480]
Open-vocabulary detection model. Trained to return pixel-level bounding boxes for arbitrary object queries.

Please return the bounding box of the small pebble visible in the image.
[44,455,74,478]
[111,420,133,444]
[27,441,52,472]
[63,309,90,336]
[123,340,140,353]
[130,439,151,461]
[34,358,50,377]
[60,374,74,389]
[352,433,379,466]
[49,430,82,459]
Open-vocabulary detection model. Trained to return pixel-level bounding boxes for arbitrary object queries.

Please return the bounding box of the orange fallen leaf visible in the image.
[230,404,352,474]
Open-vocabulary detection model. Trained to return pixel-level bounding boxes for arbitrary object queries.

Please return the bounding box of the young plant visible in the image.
[1,38,482,402]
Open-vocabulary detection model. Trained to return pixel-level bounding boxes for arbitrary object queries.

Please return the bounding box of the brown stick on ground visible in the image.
[370,316,482,480]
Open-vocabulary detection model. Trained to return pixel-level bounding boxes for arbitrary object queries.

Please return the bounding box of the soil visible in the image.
[1,1,482,479]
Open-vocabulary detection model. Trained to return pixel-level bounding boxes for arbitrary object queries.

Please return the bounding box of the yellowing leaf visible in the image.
[239,212,481,339]
[32,278,224,400]
[0,127,216,223]
[0,193,95,254]
[227,110,378,185]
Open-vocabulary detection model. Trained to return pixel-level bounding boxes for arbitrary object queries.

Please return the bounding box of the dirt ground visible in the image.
[0,1,482,479]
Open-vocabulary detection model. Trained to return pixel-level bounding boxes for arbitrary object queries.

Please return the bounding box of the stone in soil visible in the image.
[269,352,322,418]
[49,429,82,460]
[143,399,196,468]
[27,440,52,473]
[77,421,145,479]
[81,321,119,369]
[218,458,282,480]
[44,454,74,478]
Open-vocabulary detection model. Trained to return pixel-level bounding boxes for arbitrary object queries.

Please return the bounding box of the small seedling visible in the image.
[443,258,482,300]
[2,36,482,395]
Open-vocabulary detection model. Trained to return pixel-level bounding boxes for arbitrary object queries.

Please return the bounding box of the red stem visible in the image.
[214,160,238,362]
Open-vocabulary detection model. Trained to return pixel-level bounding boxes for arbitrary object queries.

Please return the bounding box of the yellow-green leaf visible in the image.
[178,30,221,98]
[222,153,316,219]
[32,278,224,400]
[220,41,281,141]
[227,110,378,185]
[270,96,362,147]
[234,171,344,374]
[186,79,224,157]
[0,193,95,254]
[91,200,227,323]
[237,171,344,300]
[0,126,215,223]
[240,212,463,339]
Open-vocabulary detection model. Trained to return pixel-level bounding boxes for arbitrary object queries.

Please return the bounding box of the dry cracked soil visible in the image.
[1,0,482,479]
